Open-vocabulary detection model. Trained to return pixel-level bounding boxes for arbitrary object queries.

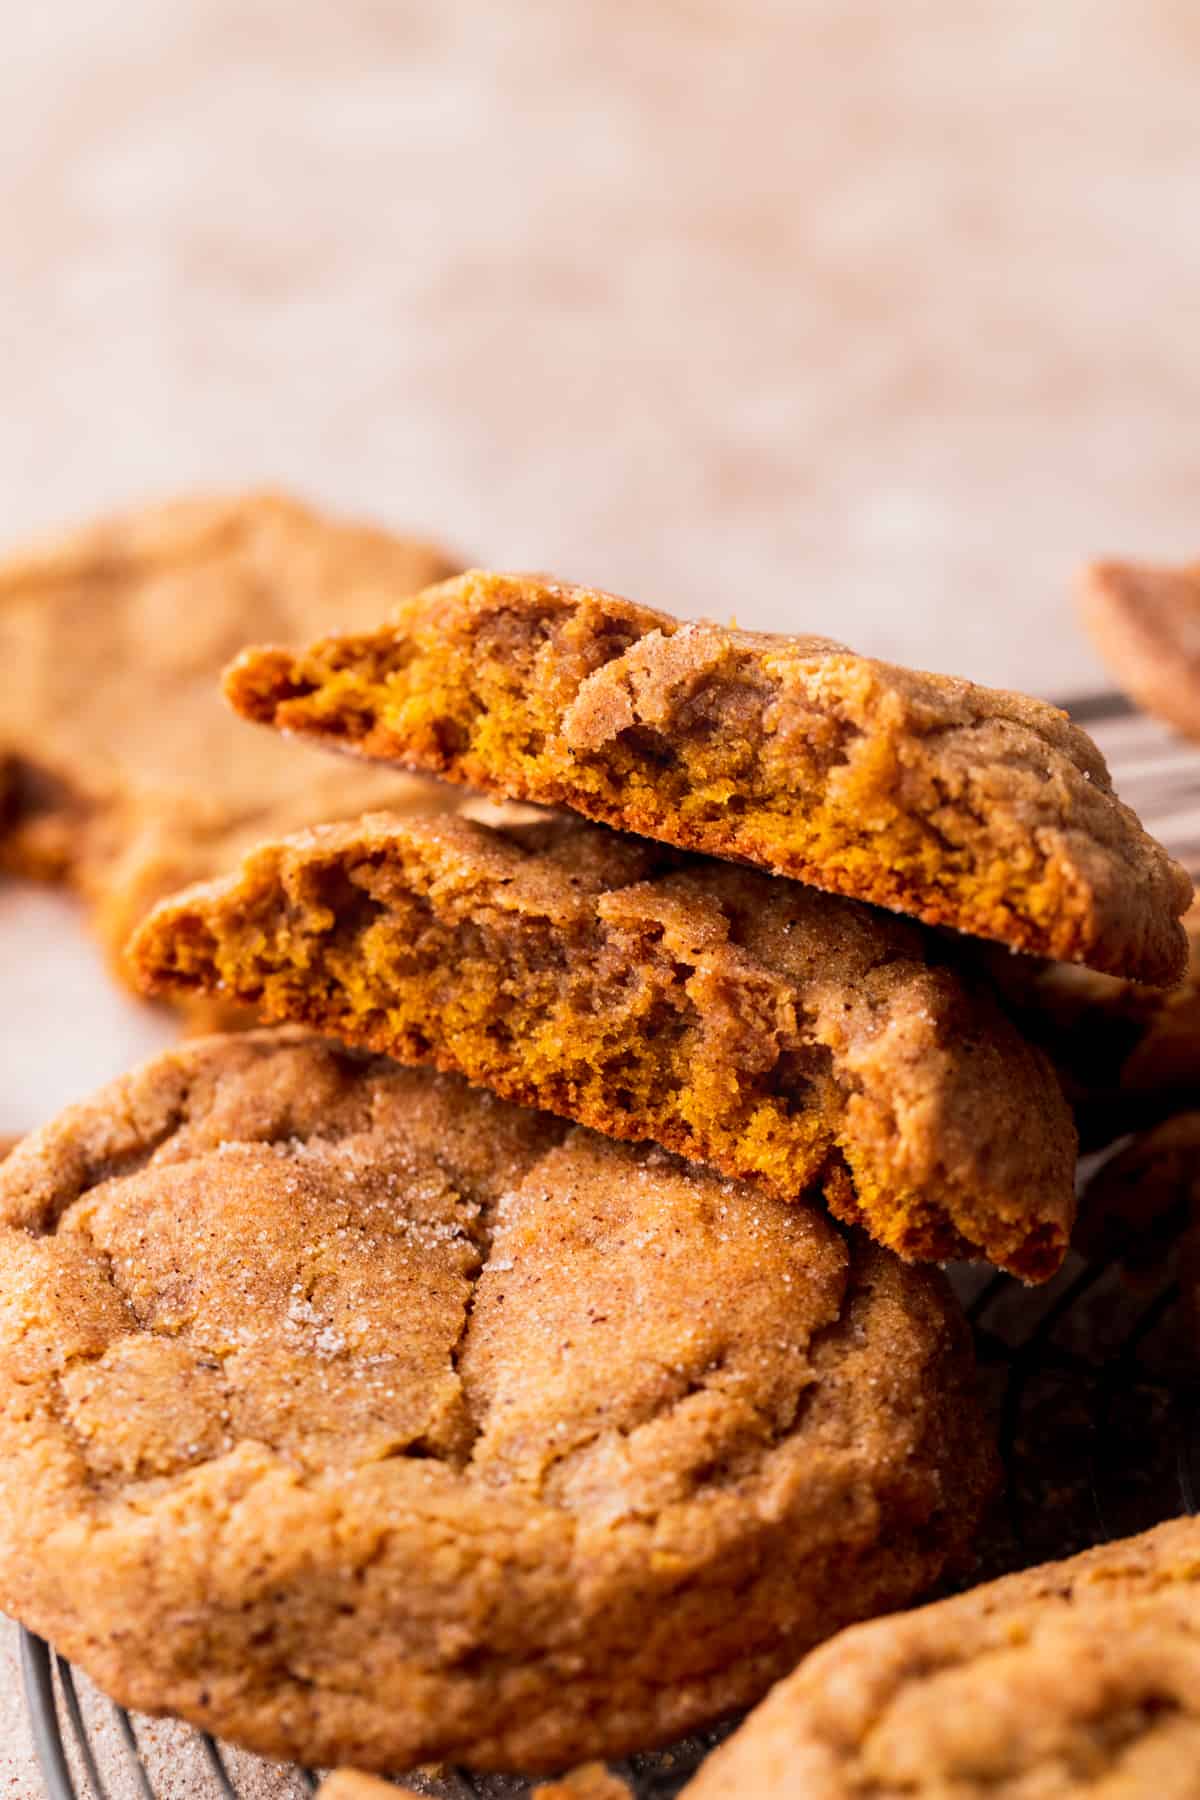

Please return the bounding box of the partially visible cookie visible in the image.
[317,1770,631,1800]
[0,492,461,1008]
[0,1030,994,1772]
[681,1516,1200,1798]
[1077,1112,1200,1335]
[223,568,1192,982]
[317,1778,415,1800]
[532,1768,633,1799]
[988,900,1200,1149]
[130,809,1079,1279]
[1081,556,1200,740]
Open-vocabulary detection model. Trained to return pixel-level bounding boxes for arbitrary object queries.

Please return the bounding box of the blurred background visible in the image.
[3,0,1199,696]
[3,4,1200,1784]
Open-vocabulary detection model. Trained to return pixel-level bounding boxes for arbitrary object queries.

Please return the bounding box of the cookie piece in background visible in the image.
[317,1778,418,1800]
[531,1769,633,1800]
[0,1030,994,1773]
[317,1770,631,1800]
[224,568,1192,983]
[1081,556,1200,742]
[131,810,1079,1280]
[988,901,1200,1150]
[0,492,462,1009]
[1077,1112,1200,1339]
[681,1515,1200,1798]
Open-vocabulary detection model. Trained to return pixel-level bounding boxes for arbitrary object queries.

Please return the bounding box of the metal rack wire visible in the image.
[19,691,1200,1799]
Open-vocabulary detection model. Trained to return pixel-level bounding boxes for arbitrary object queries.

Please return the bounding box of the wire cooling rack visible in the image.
[19,691,1200,1800]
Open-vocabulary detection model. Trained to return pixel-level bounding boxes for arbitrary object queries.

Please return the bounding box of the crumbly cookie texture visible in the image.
[0,491,461,1007]
[988,899,1200,1151]
[223,569,1192,983]
[0,1030,994,1773]
[681,1517,1200,1799]
[1080,556,1200,741]
[131,811,1078,1279]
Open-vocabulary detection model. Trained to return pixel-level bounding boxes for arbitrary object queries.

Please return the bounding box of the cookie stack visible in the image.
[1,540,1196,1785]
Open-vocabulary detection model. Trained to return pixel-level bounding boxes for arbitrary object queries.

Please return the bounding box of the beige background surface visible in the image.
[3,1,1200,1791]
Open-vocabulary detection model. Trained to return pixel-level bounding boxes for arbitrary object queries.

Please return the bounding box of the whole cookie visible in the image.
[131,809,1078,1278]
[681,1516,1200,1798]
[0,1031,994,1772]
[223,569,1191,982]
[0,492,460,1006]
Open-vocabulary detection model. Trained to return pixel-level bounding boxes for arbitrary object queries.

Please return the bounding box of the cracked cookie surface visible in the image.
[223,569,1191,982]
[1077,1111,1200,1341]
[130,810,1078,1279]
[0,491,460,1009]
[682,1516,1200,1798]
[0,1029,994,1772]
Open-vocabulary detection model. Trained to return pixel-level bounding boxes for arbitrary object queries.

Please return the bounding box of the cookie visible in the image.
[531,1769,633,1800]
[317,1770,630,1800]
[130,810,1078,1279]
[317,1779,414,1800]
[1077,1112,1200,1334]
[681,1516,1200,1797]
[0,492,461,1006]
[988,900,1200,1150]
[223,569,1191,983]
[0,1030,994,1772]
[1080,555,1200,741]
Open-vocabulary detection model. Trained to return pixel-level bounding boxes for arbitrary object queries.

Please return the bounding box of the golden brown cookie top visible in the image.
[316,1770,632,1800]
[224,569,1191,983]
[130,808,1078,1279]
[0,1030,993,1770]
[0,491,461,990]
[682,1516,1200,1798]
[1081,556,1200,741]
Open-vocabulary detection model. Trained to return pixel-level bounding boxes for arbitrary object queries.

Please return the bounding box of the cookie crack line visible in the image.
[221,568,1192,983]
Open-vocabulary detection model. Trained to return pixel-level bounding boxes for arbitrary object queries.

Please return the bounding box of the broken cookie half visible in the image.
[130,810,1078,1280]
[223,569,1192,984]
